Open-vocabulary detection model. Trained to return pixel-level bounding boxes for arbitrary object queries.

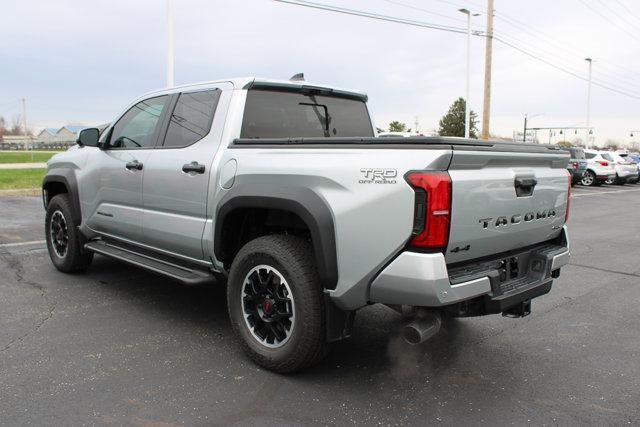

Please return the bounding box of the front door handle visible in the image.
[182,161,205,174]
[125,160,143,171]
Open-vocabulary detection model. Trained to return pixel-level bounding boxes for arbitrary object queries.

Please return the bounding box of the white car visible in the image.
[605,151,638,185]
[582,150,616,186]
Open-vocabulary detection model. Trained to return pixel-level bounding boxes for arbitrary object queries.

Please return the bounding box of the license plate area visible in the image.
[448,242,567,297]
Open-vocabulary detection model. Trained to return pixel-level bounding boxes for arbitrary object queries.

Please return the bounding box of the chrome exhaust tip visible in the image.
[402,311,442,345]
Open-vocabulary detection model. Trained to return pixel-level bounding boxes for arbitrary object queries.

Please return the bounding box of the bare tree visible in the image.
[10,114,23,135]
[605,139,620,151]
[0,116,6,138]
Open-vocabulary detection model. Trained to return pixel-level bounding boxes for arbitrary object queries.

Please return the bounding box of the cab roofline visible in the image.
[135,77,368,102]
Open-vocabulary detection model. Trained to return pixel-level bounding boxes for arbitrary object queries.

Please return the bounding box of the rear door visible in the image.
[141,86,229,261]
[445,146,569,264]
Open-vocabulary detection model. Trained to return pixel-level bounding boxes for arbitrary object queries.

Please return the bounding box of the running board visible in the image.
[84,240,215,285]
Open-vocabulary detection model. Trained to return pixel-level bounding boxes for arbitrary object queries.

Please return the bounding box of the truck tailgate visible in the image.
[446,147,569,264]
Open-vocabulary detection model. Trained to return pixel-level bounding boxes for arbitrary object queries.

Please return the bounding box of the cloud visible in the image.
[1,0,639,145]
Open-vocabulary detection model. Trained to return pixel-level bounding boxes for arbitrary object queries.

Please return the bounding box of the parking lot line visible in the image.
[572,187,640,197]
[0,240,46,248]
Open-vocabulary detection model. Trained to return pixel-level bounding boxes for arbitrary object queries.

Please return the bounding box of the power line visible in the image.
[273,0,470,34]
[612,0,640,23]
[380,0,473,26]
[577,0,640,43]
[493,11,640,79]
[595,0,640,34]
[274,0,640,101]
[493,36,640,100]
[392,0,640,90]
[492,31,640,94]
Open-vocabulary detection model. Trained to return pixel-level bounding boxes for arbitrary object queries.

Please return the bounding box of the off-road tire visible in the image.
[45,194,93,272]
[227,235,327,373]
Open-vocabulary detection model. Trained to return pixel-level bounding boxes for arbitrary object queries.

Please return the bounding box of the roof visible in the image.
[61,125,87,134]
[139,76,368,101]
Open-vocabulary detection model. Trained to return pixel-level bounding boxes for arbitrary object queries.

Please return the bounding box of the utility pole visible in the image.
[523,114,527,142]
[414,116,419,133]
[585,58,592,149]
[22,98,30,157]
[480,0,494,140]
[22,98,27,136]
[166,0,174,87]
[459,8,479,139]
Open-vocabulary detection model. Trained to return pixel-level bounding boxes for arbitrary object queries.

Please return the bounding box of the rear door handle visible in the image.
[182,161,205,174]
[125,160,143,171]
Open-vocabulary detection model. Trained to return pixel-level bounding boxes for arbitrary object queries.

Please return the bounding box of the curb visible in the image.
[0,188,40,197]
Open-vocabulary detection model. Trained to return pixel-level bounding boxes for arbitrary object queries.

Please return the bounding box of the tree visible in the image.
[571,137,584,147]
[605,139,620,150]
[0,116,6,138]
[10,114,23,135]
[556,140,572,148]
[388,121,407,132]
[438,97,478,138]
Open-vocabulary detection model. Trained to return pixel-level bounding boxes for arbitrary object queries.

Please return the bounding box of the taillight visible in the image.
[596,160,609,166]
[565,170,571,223]
[572,161,579,169]
[405,171,452,250]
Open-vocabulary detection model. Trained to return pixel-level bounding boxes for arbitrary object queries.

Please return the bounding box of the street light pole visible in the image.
[459,8,479,139]
[585,58,592,149]
[166,0,174,87]
[523,113,527,142]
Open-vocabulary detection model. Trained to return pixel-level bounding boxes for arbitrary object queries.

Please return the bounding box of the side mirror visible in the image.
[76,128,100,147]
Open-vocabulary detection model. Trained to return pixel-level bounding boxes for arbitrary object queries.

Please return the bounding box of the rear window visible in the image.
[602,153,615,161]
[569,148,585,159]
[240,89,374,139]
[585,152,596,159]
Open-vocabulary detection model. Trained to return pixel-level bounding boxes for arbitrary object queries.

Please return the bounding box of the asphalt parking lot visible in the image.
[1,185,639,425]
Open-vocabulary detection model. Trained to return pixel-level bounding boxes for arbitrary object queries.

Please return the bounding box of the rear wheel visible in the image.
[581,170,596,186]
[227,235,327,373]
[45,194,93,272]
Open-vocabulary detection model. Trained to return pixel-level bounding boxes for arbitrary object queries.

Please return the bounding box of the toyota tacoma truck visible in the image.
[43,76,571,373]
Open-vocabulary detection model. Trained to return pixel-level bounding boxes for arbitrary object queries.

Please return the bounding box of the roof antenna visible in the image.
[290,73,305,81]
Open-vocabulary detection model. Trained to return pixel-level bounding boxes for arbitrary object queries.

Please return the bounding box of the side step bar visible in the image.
[85,240,215,285]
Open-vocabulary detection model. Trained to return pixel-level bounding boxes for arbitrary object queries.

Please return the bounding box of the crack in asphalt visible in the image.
[568,262,640,278]
[0,247,57,353]
[470,262,639,345]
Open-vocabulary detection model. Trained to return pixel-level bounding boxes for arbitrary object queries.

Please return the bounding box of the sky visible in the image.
[1,0,640,147]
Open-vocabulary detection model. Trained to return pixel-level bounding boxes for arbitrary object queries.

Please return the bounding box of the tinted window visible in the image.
[602,153,614,161]
[240,89,374,139]
[109,96,168,149]
[585,152,596,159]
[163,90,221,148]
[569,148,585,159]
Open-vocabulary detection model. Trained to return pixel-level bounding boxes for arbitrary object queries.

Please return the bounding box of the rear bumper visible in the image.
[369,226,570,310]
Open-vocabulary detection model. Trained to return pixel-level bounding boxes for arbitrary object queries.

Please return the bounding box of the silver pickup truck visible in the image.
[43,77,571,372]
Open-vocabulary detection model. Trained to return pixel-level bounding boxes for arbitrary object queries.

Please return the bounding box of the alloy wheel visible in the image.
[49,210,68,258]
[241,265,295,348]
[581,171,594,186]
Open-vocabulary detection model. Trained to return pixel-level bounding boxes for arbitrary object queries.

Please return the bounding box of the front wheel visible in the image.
[45,194,93,272]
[227,235,327,373]
[581,170,596,186]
